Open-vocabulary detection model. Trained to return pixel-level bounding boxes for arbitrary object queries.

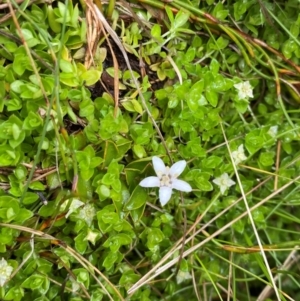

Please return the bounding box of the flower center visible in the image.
[237,152,244,159]
[220,178,227,186]
[160,173,172,187]
[158,168,173,187]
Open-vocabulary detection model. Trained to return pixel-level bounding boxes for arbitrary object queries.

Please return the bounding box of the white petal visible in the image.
[234,82,242,90]
[152,156,166,175]
[237,91,245,99]
[239,153,247,161]
[176,270,192,284]
[247,89,254,98]
[231,150,238,160]
[159,187,172,206]
[232,144,247,165]
[237,144,244,152]
[220,185,227,195]
[212,178,221,186]
[172,179,192,192]
[139,176,160,187]
[227,179,236,186]
[169,160,187,177]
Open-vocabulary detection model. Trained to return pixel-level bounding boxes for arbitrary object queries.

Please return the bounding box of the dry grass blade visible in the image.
[227,252,233,301]
[84,2,101,69]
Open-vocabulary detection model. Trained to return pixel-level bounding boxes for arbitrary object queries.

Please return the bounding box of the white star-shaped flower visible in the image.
[213,173,235,195]
[139,156,192,206]
[234,81,253,100]
[171,268,192,284]
[0,258,13,287]
[78,203,96,226]
[231,144,247,165]
[267,125,278,138]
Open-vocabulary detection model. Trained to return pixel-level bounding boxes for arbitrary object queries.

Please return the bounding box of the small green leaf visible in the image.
[259,152,275,167]
[23,111,43,130]
[59,59,74,73]
[125,185,148,211]
[210,59,220,75]
[97,184,110,201]
[11,123,21,140]
[165,6,174,25]
[195,177,213,191]
[212,75,233,91]
[282,39,297,59]
[102,211,119,224]
[4,286,24,301]
[185,47,196,62]
[73,268,90,288]
[232,219,244,234]
[202,156,222,169]
[29,181,45,191]
[14,208,33,223]
[13,54,30,76]
[103,252,119,270]
[245,130,264,154]
[146,228,164,250]
[234,99,248,114]
[131,99,143,114]
[151,24,161,39]
[188,80,204,110]
[205,89,218,107]
[173,11,190,30]
[119,270,140,287]
[74,232,88,254]
[103,233,132,252]
[216,36,229,49]
[60,73,79,87]
[23,192,39,205]
[133,144,146,159]
[21,274,49,294]
[79,98,94,117]
[81,70,101,86]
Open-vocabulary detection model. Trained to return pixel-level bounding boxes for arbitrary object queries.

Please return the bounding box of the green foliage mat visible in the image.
[0,0,300,300]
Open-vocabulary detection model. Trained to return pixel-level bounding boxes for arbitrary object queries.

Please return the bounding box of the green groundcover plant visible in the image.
[0,0,300,300]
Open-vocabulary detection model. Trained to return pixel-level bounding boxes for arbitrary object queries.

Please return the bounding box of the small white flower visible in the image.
[139,156,192,206]
[213,173,235,195]
[78,203,96,226]
[65,198,84,218]
[234,81,253,100]
[267,125,278,138]
[176,270,192,284]
[0,258,13,287]
[231,144,247,165]
[171,268,192,284]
